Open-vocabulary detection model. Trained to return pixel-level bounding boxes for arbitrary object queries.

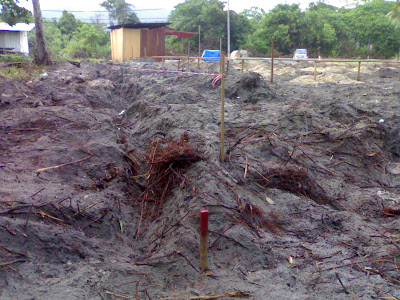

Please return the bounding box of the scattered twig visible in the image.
[103,289,134,299]
[173,250,199,272]
[0,259,26,267]
[160,290,250,299]
[30,188,45,198]
[335,270,349,294]
[36,155,92,172]
[135,282,139,300]
[73,200,105,216]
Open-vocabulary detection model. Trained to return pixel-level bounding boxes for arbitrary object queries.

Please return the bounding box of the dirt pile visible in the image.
[1,59,400,299]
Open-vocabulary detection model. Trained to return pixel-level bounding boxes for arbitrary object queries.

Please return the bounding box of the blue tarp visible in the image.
[201,49,220,62]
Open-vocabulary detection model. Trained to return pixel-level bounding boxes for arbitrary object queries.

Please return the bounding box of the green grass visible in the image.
[0,53,32,63]
[0,64,46,80]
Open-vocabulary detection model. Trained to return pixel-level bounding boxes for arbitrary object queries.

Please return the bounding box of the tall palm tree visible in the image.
[388,0,400,27]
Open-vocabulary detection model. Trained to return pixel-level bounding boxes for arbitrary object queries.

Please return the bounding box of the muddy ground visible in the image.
[1,58,400,299]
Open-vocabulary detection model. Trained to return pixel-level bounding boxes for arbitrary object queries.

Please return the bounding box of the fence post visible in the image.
[178,57,180,69]
[220,51,226,162]
[198,25,201,69]
[270,39,274,83]
[314,61,317,81]
[187,41,190,69]
[357,61,361,81]
[241,59,244,74]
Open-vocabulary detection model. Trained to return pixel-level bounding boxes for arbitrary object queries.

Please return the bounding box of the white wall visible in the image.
[0,31,30,54]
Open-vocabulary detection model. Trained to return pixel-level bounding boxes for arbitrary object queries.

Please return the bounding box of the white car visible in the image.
[293,49,308,59]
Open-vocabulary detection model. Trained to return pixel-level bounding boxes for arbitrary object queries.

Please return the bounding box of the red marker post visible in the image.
[200,210,209,270]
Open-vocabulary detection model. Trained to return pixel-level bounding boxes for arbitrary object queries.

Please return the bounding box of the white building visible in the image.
[0,22,35,55]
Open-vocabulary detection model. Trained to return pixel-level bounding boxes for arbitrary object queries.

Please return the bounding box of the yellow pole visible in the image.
[220,51,226,162]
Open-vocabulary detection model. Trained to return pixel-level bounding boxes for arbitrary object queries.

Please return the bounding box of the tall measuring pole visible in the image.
[227,0,230,57]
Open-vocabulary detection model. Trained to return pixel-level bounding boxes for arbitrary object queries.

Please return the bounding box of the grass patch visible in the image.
[0,53,32,63]
[0,64,46,80]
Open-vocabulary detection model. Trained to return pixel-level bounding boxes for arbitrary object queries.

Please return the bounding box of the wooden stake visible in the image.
[198,25,201,69]
[162,57,165,67]
[357,61,361,81]
[178,57,180,69]
[200,210,209,270]
[219,38,222,53]
[314,61,317,81]
[187,40,190,69]
[270,39,274,83]
[241,59,244,74]
[220,51,226,162]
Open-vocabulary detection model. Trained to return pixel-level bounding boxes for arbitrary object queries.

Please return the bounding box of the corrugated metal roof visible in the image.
[108,22,170,30]
[0,22,35,32]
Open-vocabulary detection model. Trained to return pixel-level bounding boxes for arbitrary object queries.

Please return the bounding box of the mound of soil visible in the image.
[1,59,400,299]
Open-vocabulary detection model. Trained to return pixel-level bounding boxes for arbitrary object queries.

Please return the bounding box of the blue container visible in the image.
[201,49,220,62]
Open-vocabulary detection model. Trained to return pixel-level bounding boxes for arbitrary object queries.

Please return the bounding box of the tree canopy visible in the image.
[2,0,400,60]
[167,0,249,53]
[100,0,140,25]
[0,0,32,25]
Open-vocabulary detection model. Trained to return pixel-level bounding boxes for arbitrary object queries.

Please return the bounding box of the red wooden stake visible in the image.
[200,210,209,270]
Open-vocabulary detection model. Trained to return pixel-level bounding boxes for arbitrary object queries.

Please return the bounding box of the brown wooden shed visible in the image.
[109,23,170,63]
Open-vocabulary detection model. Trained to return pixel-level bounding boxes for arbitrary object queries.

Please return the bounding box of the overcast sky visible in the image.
[21,0,348,14]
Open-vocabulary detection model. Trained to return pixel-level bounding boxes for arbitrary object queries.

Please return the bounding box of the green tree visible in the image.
[57,10,82,37]
[252,4,304,55]
[29,19,65,59]
[65,23,110,58]
[100,0,139,25]
[302,2,339,56]
[1,0,51,64]
[167,0,250,53]
[347,0,400,58]
[0,0,31,25]
[239,7,265,50]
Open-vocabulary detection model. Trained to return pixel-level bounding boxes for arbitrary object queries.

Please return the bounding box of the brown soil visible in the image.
[1,59,400,299]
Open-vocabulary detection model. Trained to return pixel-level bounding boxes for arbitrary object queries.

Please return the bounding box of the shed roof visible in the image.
[108,23,170,30]
[0,22,35,32]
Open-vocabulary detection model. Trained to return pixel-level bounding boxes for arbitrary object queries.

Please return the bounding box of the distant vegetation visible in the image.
[28,11,111,60]
[2,0,400,59]
[168,0,400,59]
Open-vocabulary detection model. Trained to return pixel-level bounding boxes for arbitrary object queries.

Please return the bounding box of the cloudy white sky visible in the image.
[21,0,349,14]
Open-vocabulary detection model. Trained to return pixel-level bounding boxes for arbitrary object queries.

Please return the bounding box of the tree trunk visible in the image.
[32,0,52,65]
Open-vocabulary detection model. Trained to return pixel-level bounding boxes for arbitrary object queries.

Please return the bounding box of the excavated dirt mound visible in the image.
[1,59,400,299]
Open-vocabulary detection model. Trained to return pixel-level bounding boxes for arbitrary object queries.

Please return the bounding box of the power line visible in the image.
[42,9,163,12]
[44,17,168,21]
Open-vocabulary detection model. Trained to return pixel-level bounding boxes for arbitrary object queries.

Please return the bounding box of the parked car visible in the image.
[293,49,308,59]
